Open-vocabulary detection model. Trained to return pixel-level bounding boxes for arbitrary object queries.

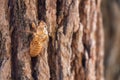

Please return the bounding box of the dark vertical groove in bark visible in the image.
[10,0,32,80]
[31,57,38,80]
[10,0,26,79]
[38,0,46,21]
[48,36,57,80]
[9,1,20,79]
[56,1,65,80]
[11,29,18,80]
[56,0,63,80]
[56,0,63,25]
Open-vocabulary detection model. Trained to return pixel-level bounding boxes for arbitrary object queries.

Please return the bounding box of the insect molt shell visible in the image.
[30,21,48,57]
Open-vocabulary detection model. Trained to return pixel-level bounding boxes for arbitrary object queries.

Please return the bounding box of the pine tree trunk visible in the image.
[0,0,104,80]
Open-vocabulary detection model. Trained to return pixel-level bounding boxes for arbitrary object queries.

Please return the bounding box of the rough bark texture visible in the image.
[0,0,11,80]
[102,0,120,80]
[0,0,104,80]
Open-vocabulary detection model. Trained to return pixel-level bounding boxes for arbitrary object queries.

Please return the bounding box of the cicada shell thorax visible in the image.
[30,21,48,57]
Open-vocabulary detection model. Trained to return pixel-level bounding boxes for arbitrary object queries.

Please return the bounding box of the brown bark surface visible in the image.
[0,0,104,80]
[0,0,11,80]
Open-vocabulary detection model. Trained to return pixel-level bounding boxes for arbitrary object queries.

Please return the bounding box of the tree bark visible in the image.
[0,0,104,80]
[102,0,120,80]
[0,0,11,80]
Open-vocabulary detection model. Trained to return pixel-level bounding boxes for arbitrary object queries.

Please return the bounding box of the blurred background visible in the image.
[101,0,120,80]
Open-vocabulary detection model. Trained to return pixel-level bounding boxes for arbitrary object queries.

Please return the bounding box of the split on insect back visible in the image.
[21,21,49,57]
